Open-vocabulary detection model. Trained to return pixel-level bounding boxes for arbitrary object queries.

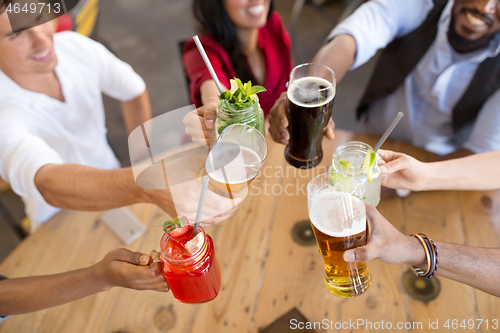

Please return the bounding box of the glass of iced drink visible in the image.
[160,217,221,303]
[307,172,371,298]
[332,141,381,206]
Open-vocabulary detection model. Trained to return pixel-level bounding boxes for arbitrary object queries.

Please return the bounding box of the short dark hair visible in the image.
[192,0,275,84]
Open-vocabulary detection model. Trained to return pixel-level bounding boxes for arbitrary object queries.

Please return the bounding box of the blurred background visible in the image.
[0,0,375,262]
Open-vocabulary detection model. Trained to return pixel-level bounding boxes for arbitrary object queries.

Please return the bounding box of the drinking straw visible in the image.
[192,36,237,208]
[193,176,210,235]
[373,112,404,152]
[193,35,224,94]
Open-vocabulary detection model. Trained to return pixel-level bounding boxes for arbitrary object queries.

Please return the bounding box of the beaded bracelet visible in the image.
[411,233,438,279]
[420,235,436,278]
[423,235,439,278]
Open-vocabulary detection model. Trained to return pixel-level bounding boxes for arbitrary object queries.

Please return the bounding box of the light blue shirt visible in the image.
[329,0,500,155]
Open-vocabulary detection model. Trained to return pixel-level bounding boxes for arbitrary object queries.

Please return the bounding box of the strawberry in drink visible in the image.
[160,216,221,303]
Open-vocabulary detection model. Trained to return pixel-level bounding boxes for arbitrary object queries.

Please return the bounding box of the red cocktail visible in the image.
[160,217,221,304]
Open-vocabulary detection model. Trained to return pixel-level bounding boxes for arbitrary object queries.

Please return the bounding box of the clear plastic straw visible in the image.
[373,112,404,152]
[193,35,224,94]
[193,176,210,235]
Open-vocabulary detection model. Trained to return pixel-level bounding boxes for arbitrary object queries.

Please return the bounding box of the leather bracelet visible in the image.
[411,233,431,277]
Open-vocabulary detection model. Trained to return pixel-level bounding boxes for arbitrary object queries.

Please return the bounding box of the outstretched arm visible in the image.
[34,164,240,226]
[344,206,500,297]
[311,34,357,84]
[35,164,169,213]
[0,249,167,317]
[379,149,500,191]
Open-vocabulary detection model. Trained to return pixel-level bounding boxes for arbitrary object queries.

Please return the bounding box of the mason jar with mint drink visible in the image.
[332,141,381,206]
[216,78,266,138]
[216,96,264,137]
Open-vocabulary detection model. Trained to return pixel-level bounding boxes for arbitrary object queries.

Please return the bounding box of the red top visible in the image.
[183,12,293,116]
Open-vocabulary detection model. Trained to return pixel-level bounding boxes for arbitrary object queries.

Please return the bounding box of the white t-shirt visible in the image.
[0,31,146,228]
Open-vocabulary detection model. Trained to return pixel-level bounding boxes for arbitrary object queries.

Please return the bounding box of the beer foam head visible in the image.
[309,190,366,237]
[287,76,335,108]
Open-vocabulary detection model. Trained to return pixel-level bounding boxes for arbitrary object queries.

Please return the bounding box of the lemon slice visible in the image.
[185,232,204,255]
[362,149,376,182]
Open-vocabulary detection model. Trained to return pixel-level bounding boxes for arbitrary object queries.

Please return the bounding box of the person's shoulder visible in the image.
[183,34,229,65]
[54,31,97,49]
[54,32,108,65]
[0,106,27,129]
[264,11,286,32]
[54,31,117,69]
[267,11,284,26]
[184,34,227,55]
[261,11,291,48]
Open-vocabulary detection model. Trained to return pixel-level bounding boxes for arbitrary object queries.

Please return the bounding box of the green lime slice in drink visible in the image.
[362,148,376,182]
[328,172,358,194]
[329,171,346,186]
[338,159,353,175]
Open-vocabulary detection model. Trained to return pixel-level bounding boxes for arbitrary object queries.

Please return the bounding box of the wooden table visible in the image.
[1,130,499,333]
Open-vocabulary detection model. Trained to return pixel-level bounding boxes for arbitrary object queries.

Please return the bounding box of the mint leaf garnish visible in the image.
[218,78,266,111]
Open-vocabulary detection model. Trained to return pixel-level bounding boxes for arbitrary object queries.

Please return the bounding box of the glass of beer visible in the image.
[205,124,268,198]
[285,63,336,169]
[307,172,371,298]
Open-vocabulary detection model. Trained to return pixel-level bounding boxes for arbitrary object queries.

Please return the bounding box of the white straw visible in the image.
[193,176,210,235]
[193,35,224,94]
[373,112,404,152]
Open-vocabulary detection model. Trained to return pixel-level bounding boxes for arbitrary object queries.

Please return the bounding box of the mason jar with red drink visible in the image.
[160,216,221,304]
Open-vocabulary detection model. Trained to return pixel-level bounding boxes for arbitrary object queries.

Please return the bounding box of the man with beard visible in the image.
[269,0,500,158]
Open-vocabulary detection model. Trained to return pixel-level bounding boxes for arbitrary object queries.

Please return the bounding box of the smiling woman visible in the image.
[182,0,293,116]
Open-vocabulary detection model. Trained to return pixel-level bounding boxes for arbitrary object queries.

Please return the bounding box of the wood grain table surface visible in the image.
[1,129,499,333]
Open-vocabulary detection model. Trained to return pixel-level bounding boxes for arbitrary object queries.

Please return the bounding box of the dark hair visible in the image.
[193,0,274,84]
